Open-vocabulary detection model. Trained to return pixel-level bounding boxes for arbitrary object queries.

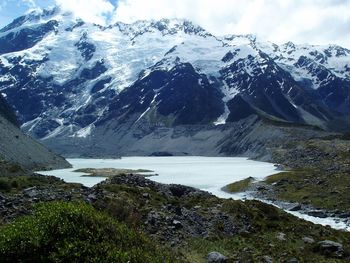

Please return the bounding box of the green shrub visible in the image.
[0,201,172,263]
[103,198,142,227]
[0,179,10,192]
[222,177,254,193]
[10,180,19,189]
[8,164,22,173]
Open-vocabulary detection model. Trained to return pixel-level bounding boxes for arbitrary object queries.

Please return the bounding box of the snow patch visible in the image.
[214,80,239,125]
[74,124,94,138]
[135,93,158,123]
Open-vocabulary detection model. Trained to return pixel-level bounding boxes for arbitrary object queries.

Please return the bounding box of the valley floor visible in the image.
[0,167,350,262]
[1,133,350,262]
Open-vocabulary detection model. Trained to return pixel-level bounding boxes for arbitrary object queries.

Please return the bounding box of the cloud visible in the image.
[113,0,350,47]
[0,0,39,13]
[21,0,36,8]
[55,0,115,25]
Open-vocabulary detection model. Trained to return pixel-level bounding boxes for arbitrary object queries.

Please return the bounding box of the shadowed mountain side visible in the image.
[0,96,70,170]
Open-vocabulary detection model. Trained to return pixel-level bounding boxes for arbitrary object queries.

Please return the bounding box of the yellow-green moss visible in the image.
[222,177,254,193]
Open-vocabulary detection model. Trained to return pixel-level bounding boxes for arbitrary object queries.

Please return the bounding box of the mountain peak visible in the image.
[0,8,349,142]
[112,18,211,38]
[0,6,72,34]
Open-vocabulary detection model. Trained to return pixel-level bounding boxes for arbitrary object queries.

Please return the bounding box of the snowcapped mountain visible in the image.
[0,7,349,156]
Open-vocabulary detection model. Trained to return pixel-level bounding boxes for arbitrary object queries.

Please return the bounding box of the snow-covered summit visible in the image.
[0,6,67,33]
[0,8,349,143]
[111,18,211,38]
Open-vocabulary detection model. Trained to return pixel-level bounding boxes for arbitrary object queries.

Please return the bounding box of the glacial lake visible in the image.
[38,157,278,198]
[38,156,350,231]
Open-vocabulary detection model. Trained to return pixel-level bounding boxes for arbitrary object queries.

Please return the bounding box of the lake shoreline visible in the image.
[36,156,350,232]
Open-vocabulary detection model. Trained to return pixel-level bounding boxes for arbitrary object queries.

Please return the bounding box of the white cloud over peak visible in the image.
[55,0,115,25]
[11,0,347,47]
[22,0,36,8]
[113,0,350,47]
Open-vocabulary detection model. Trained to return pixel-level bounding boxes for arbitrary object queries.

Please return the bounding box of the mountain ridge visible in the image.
[0,7,349,156]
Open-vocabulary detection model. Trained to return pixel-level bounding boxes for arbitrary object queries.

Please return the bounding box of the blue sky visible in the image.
[0,0,54,27]
[0,0,118,27]
[0,0,349,48]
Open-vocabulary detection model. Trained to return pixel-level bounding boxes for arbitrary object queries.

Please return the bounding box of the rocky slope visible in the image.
[223,134,350,229]
[1,171,350,262]
[0,7,349,156]
[263,136,350,211]
[42,115,332,159]
[0,93,70,170]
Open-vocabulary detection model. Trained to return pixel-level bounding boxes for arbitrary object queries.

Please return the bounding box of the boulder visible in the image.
[172,220,182,229]
[289,204,302,211]
[286,258,299,263]
[316,240,344,258]
[207,252,227,263]
[262,255,273,263]
[23,187,39,198]
[142,193,150,198]
[87,193,97,201]
[302,236,315,244]
[307,210,327,218]
[276,232,286,241]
